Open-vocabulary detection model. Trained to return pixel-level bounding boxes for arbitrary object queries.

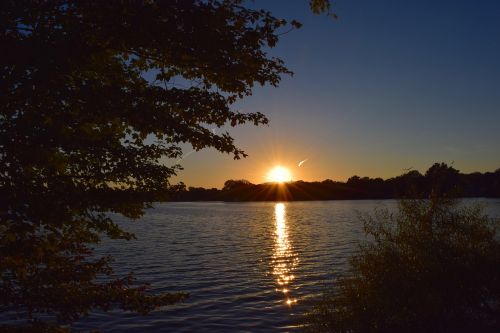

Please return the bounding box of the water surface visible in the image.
[75,199,500,332]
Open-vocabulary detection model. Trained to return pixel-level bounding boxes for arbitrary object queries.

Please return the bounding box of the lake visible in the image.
[74,199,500,332]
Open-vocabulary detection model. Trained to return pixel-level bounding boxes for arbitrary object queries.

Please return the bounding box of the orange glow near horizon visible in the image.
[266,166,292,183]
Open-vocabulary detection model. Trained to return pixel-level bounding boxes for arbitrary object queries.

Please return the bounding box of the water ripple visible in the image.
[72,199,500,332]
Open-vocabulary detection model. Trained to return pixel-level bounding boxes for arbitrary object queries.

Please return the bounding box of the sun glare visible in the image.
[267,166,292,183]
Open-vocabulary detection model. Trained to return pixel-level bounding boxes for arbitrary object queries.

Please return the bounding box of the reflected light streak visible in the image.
[272,203,299,306]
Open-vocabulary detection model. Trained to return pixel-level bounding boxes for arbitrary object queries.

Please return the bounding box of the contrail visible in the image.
[175,150,195,163]
[298,158,308,167]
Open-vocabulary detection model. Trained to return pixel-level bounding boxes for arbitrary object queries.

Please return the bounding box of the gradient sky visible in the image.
[172,0,500,188]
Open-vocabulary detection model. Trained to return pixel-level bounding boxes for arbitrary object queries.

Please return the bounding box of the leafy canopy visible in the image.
[0,0,333,330]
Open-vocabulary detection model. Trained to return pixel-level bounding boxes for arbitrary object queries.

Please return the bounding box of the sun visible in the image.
[267,166,292,183]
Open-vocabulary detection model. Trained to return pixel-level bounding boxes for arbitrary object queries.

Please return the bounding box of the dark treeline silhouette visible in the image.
[173,163,500,201]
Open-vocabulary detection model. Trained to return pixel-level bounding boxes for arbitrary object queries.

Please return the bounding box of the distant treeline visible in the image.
[172,163,500,201]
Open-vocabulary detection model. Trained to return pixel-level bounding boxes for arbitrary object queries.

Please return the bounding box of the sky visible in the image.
[173,0,500,188]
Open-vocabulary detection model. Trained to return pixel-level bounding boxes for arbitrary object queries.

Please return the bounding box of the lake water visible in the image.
[74,199,500,332]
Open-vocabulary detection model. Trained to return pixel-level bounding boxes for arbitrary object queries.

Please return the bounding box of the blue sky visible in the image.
[174,0,500,188]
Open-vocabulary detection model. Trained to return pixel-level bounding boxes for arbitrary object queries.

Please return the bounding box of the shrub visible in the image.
[306,195,500,332]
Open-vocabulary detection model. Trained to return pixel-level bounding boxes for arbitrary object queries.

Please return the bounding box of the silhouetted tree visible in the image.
[347,175,361,184]
[389,170,425,197]
[0,1,333,330]
[223,179,253,191]
[425,162,461,196]
[306,194,500,332]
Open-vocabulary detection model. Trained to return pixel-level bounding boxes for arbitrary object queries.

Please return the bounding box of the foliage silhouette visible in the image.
[174,164,500,201]
[223,179,253,191]
[305,192,500,332]
[0,0,334,330]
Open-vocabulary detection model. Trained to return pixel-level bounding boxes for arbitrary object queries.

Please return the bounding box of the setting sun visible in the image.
[267,166,292,183]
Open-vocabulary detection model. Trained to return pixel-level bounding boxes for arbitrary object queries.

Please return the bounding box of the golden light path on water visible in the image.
[272,203,299,306]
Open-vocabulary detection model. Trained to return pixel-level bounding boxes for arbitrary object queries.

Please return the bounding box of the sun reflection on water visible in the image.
[272,203,299,306]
